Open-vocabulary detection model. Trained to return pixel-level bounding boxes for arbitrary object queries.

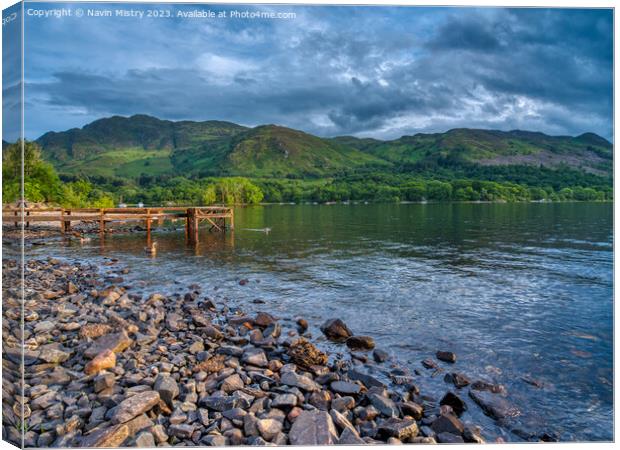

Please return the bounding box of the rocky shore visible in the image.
[2,252,545,447]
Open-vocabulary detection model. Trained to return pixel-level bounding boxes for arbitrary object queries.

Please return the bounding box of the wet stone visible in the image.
[373,349,389,363]
[444,372,470,388]
[440,392,467,416]
[469,390,520,420]
[436,351,457,363]
[377,418,419,440]
[431,414,464,435]
[348,369,386,389]
[399,401,423,420]
[320,318,353,341]
[436,432,465,443]
[346,335,375,351]
[368,393,399,418]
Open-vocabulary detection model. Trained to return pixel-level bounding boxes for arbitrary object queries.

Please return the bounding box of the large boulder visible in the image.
[346,335,375,351]
[469,390,520,420]
[84,330,132,359]
[289,410,338,445]
[320,319,353,341]
[112,391,160,424]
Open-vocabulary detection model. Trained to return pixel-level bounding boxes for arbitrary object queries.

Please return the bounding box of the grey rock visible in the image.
[345,335,375,351]
[338,427,366,445]
[135,431,156,447]
[348,369,386,389]
[331,396,356,412]
[436,432,465,443]
[38,345,71,364]
[256,418,283,441]
[469,390,520,420]
[94,373,115,393]
[320,318,353,341]
[272,393,297,408]
[399,401,423,420]
[112,391,160,424]
[377,418,419,440]
[203,435,228,446]
[440,392,467,416]
[169,423,195,439]
[289,410,338,445]
[444,372,470,388]
[221,374,245,393]
[331,381,362,395]
[368,393,399,417]
[201,393,239,411]
[151,424,169,443]
[329,409,357,434]
[154,374,179,408]
[242,348,268,367]
[281,371,320,392]
[373,349,389,363]
[430,414,464,435]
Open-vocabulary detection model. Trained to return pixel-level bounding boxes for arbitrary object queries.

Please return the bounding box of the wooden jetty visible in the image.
[2,206,234,244]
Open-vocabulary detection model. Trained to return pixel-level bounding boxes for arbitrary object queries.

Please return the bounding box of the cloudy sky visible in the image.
[4,3,614,141]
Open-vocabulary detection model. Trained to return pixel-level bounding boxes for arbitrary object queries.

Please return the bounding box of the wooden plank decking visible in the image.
[2,206,234,244]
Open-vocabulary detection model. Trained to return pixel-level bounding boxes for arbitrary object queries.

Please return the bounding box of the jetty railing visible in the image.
[2,206,234,244]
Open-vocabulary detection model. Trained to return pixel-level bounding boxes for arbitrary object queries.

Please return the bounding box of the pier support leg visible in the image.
[146,209,152,235]
[99,209,105,234]
[187,208,199,245]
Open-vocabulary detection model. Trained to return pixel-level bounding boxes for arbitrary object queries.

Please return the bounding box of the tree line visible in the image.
[2,141,612,207]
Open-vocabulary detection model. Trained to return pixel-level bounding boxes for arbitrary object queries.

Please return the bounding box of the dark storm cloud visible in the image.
[22,5,613,141]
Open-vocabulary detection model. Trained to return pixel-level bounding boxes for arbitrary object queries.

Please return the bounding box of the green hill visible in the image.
[36,115,612,179]
[352,128,612,176]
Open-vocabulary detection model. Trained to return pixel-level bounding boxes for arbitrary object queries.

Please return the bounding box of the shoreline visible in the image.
[2,226,563,446]
[2,254,538,447]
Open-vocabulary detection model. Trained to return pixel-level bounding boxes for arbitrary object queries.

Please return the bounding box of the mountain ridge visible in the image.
[31,114,613,179]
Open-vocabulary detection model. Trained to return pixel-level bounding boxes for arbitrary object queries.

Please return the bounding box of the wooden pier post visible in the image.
[99,209,105,234]
[187,208,199,244]
[146,209,152,235]
[64,210,72,232]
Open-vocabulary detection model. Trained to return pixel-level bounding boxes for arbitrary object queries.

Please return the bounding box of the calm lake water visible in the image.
[25,202,613,441]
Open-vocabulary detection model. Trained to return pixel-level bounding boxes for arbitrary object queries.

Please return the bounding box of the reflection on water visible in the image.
[26,202,613,441]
